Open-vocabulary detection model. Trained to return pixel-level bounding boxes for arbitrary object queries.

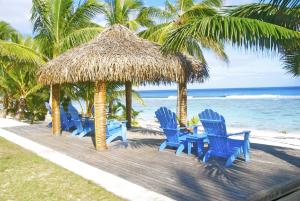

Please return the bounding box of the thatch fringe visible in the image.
[37,25,207,85]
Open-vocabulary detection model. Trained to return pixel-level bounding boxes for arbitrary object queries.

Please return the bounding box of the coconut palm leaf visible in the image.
[261,0,300,8]
[0,21,18,40]
[0,40,45,65]
[161,16,300,54]
[229,1,300,75]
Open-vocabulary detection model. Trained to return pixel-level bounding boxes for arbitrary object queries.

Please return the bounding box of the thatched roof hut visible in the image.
[37,25,207,151]
[37,25,207,85]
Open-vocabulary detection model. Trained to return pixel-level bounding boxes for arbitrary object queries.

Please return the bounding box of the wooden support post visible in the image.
[125,81,132,128]
[52,84,61,135]
[178,81,187,127]
[94,81,108,150]
[177,84,180,118]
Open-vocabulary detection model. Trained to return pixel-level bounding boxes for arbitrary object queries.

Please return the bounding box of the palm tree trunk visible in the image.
[94,81,107,150]
[178,81,187,127]
[52,84,61,135]
[125,82,132,128]
[177,84,180,118]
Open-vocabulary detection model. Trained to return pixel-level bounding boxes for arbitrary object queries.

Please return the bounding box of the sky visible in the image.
[0,0,299,90]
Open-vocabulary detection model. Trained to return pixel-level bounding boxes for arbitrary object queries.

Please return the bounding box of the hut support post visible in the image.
[52,84,61,135]
[177,84,180,118]
[178,81,187,127]
[94,81,108,150]
[125,82,132,128]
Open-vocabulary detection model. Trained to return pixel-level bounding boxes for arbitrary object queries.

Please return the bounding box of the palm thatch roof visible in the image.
[37,25,208,85]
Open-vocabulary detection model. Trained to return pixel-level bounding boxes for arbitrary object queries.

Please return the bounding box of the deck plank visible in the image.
[3,124,300,201]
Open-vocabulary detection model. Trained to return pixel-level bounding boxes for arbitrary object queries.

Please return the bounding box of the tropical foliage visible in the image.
[1,0,300,125]
[0,34,48,122]
[100,0,157,31]
[229,0,300,75]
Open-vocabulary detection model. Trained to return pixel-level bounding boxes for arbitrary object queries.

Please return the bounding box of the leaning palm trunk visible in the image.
[94,81,107,150]
[52,84,61,135]
[178,82,187,126]
[125,81,132,128]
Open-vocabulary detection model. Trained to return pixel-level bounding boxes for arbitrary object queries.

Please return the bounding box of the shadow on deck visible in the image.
[3,124,300,201]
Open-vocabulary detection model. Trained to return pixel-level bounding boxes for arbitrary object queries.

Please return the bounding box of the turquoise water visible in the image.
[133,87,300,132]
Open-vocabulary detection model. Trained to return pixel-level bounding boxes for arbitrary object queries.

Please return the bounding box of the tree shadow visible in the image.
[161,164,300,201]
[250,143,300,168]
[129,127,164,136]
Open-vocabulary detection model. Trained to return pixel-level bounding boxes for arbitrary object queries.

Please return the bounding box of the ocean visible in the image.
[133,86,300,133]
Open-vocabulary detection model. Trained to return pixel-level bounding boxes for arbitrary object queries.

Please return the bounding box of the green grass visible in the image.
[0,137,123,201]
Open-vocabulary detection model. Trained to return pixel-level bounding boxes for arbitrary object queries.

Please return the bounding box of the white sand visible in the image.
[0,117,28,128]
[137,118,300,150]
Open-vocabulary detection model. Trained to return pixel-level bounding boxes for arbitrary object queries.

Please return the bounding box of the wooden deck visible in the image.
[3,124,300,201]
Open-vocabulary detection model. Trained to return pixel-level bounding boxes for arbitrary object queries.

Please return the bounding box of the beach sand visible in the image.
[136,118,300,150]
[0,117,299,150]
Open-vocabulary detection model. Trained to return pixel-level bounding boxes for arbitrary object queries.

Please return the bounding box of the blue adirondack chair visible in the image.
[199,109,250,167]
[44,102,73,131]
[106,120,127,144]
[74,116,127,144]
[155,107,198,156]
[67,104,94,136]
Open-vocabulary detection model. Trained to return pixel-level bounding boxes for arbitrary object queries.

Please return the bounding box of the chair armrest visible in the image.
[227,131,251,136]
[207,134,227,138]
[228,131,251,142]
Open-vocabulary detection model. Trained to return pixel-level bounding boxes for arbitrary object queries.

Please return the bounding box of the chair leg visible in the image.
[159,140,167,152]
[203,150,212,163]
[71,129,79,136]
[187,142,192,156]
[78,129,90,138]
[225,149,240,167]
[243,141,250,162]
[106,133,118,144]
[197,139,204,157]
[47,122,52,128]
[175,143,185,156]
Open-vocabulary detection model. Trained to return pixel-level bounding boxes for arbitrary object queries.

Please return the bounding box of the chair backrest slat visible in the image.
[67,104,80,121]
[199,109,229,155]
[155,107,179,144]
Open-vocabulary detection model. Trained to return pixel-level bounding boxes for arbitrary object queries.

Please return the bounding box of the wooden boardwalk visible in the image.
[4,124,300,201]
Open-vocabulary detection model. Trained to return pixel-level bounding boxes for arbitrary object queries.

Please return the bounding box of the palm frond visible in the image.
[162,16,300,54]
[261,0,300,8]
[0,40,45,65]
[228,3,300,31]
[60,26,103,51]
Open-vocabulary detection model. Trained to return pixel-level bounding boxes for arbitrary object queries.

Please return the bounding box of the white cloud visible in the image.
[0,0,32,35]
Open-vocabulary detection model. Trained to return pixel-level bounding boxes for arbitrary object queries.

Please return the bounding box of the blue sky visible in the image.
[0,0,299,89]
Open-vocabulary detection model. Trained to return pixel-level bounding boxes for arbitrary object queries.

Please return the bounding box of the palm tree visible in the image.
[140,0,226,125]
[31,0,104,134]
[228,0,300,76]
[140,0,300,125]
[99,0,156,128]
[100,0,156,31]
[0,22,46,119]
[0,35,48,121]
[161,0,299,56]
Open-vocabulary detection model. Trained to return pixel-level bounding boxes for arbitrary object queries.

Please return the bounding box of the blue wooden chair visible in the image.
[155,107,198,156]
[75,116,127,144]
[199,109,251,167]
[60,106,73,131]
[45,102,72,131]
[67,104,94,136]
[106,120,127,144]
